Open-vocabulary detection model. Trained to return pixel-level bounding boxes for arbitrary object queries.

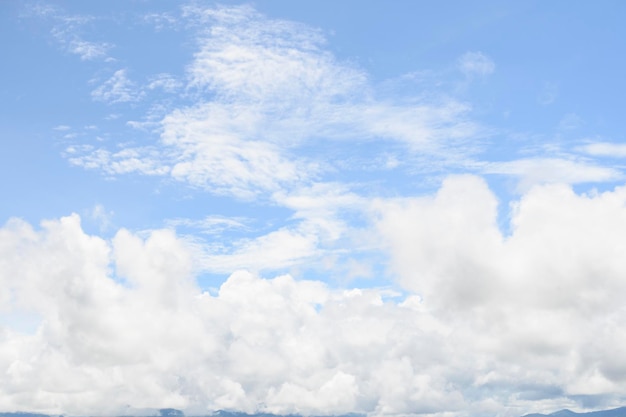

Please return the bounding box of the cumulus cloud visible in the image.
[375,176,626,405]
[0,214,455,416]
[376,175,626,310]
[3,179,626,415]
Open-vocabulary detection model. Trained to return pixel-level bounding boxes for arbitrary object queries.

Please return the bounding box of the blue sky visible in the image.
[2,1,626,416]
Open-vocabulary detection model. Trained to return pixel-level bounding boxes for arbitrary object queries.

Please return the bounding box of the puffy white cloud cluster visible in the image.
[0,213,446,416]
[376,176,626,409]
[378,175,626,313]
[2,177,626,416]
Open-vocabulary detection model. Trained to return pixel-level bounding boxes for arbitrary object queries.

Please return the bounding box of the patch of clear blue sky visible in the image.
[1,1,626,287]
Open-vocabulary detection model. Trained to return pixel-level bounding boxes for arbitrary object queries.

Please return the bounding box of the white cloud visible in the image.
[375,175,501,307]
[374,175,626,410]
[378,174,626,313]
[147,73,183,93]
[578,142,626,158]
[4,179,626,415]
[166,216,249,235]
[167,183,369,278]
[26,4,113,61]
[484,157,623,191]
[195,226,320,273]
[160,104,311,198]
[71,4,481,200]
[91,69,143,104]
[0,214,454,416]
[459,51,495,76]
[66,38,111,61]
[142,12,179,31]
[65,145,170,176]
[185,5,365,105]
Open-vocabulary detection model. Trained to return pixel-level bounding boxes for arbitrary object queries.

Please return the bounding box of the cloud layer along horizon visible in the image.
[4,178,626,416]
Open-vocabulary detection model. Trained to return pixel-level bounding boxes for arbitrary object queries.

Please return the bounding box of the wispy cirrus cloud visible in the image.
[147,73,183,93]
[63,37,111,61]
[25,3,113,61]
[142,12,180,31]
[166,215,249,235]
[91,69,143,104]
[578,141,626,158]
[69,4,482,201]
[64,145,169,176]
[458,51,495,76]
[483,157,623,191]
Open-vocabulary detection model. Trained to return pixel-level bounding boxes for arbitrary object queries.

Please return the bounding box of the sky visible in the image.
[1,1,626,416]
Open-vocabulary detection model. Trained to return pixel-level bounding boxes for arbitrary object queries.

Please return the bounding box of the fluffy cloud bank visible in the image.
[2,177,626,416]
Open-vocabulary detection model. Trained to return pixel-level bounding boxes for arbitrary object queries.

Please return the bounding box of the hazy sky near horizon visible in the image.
[2,1,626,416]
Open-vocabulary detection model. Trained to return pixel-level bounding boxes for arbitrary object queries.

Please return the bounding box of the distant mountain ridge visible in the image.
[0,413,52,417]
[1,407,625,417]
[523,406,626,417]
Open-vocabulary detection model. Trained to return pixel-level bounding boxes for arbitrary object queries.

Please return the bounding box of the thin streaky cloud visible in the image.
[483,157,623,191]
[65,145,170,176]
[73,5,484,201]
[578,142,626,158]
[166,215,250,234]
[458,51,495,76]
[25,3,113,61]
